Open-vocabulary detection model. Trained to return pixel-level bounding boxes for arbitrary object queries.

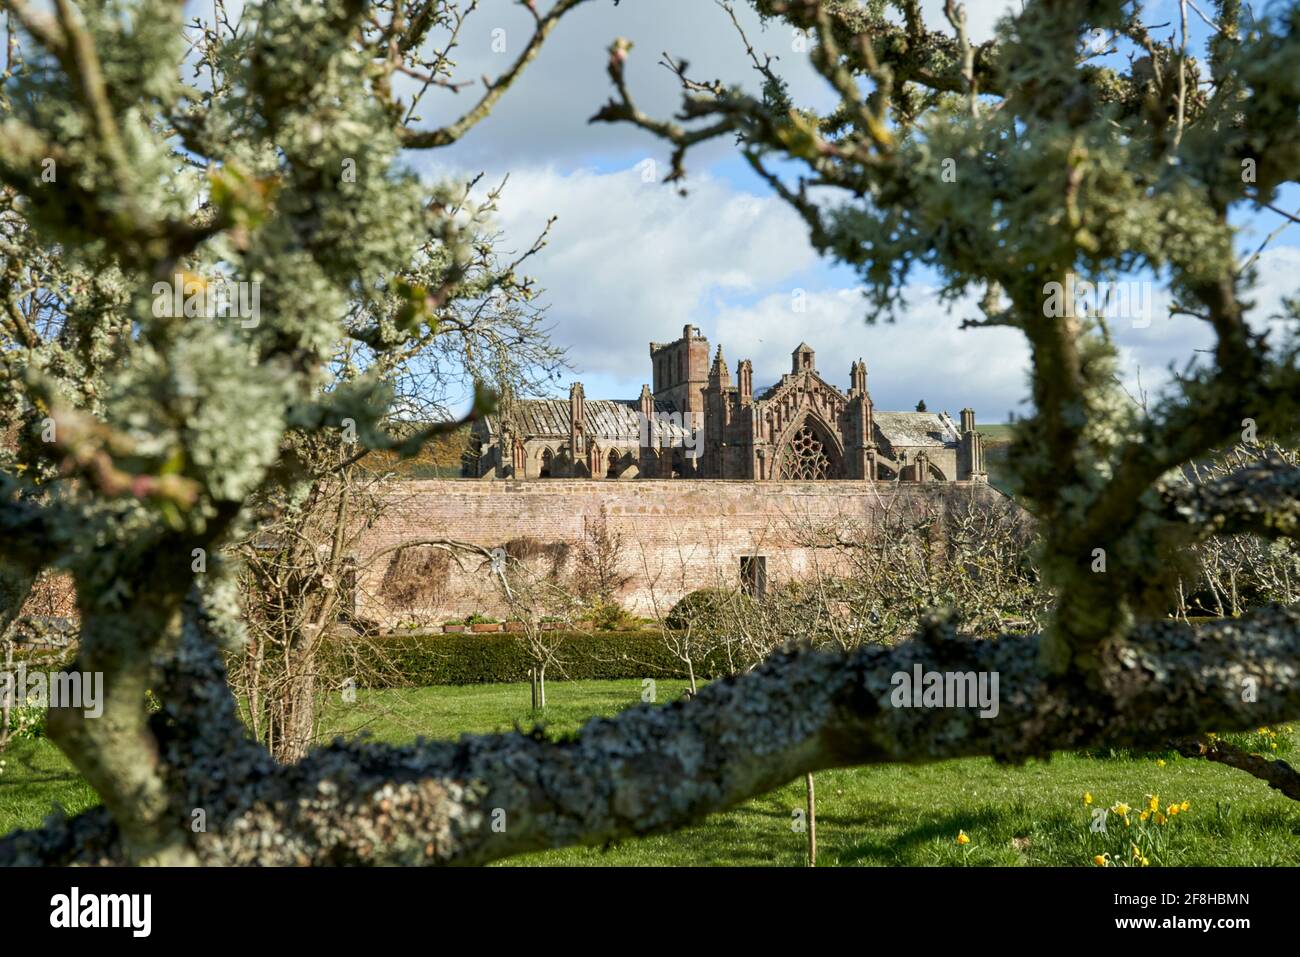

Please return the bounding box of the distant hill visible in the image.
[977,425,1016,495]
[372,425,472,479]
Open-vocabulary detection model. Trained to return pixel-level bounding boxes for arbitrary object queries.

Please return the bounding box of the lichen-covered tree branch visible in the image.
[1,0,1299,865]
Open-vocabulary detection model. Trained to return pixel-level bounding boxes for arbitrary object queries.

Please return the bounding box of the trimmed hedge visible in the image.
[330,629,742,687]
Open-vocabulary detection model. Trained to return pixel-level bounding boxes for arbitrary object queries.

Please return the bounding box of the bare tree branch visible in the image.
[5,604,1300,865]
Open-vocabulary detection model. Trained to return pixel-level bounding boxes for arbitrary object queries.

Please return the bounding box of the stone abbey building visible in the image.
[349,325,1001,626]
[466,325,988,483]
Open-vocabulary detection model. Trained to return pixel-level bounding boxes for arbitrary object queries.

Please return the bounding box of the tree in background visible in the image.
[588,0,1300,802]
[495,545,581,710]
[1175,442,1300,618]
[0,0,579,864]
[2,0,1300,866]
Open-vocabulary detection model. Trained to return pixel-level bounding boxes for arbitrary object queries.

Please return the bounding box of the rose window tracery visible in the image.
[779,426,840,479]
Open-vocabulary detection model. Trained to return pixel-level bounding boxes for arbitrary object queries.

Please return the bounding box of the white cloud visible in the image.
[485,161,1038,419]
[466,161,1300,424]
[1106,247,1300,407]
[1244,246,1300,328]
[418,0,1024,172]
[423,0,833,171]
[712,286,1032,422]
[406,0,1299,424]
[919,0,1021,41]
[480,164,818,382]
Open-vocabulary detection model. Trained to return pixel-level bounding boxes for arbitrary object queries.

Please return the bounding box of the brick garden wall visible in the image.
[353,479,1007,627]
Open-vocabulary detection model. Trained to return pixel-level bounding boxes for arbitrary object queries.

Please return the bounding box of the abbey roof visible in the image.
[480,398,691,441]
[873,411,961,448]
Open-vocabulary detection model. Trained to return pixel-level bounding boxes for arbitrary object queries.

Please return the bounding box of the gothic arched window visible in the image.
[540,448,553,478]
[606,448,620,478]
[779,426,840,479]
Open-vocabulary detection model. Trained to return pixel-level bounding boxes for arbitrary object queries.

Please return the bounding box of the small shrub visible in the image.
[665,588,752,632]
[584,600,640,632]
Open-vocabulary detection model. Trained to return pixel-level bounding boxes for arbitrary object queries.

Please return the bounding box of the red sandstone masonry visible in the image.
[354,479,1001,626]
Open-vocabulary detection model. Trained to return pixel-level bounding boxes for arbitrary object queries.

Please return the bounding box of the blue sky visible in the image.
[394,0,1300,423]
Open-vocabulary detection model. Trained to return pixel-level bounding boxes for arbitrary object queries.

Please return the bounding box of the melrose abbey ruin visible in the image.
[465,325,989,484]
[353,326,1001,626]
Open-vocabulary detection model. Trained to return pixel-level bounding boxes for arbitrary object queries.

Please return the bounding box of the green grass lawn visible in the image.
[4,678,1299,866]
[977,424,1017,494]
[0,737,99,834]
[976,424,1016,442]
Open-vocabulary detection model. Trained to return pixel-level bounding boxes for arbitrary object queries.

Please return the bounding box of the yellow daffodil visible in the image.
[1156,759,1166,768]
[1084,792,1093,806]
[1111,802,1130,816]
[1093,854,1109,867]
[956,830,970,846]
[1155,812,1167,825]
[1139,810,1150,822]
[1147,794,1160,813]
[1180,801,1190,812]
[1140,856,1150,867]
[1167,804,1179,816]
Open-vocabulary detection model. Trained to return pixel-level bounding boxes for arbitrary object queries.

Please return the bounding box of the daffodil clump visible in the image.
[1,704,46,743]
[1082,791,1191,867]
[1225,725,1295,755]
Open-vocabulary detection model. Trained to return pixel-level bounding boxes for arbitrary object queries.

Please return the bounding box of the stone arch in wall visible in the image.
[606,447,621,478]
[898,455,947,482]
[539,447,554,478]
[774,412,845,480]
